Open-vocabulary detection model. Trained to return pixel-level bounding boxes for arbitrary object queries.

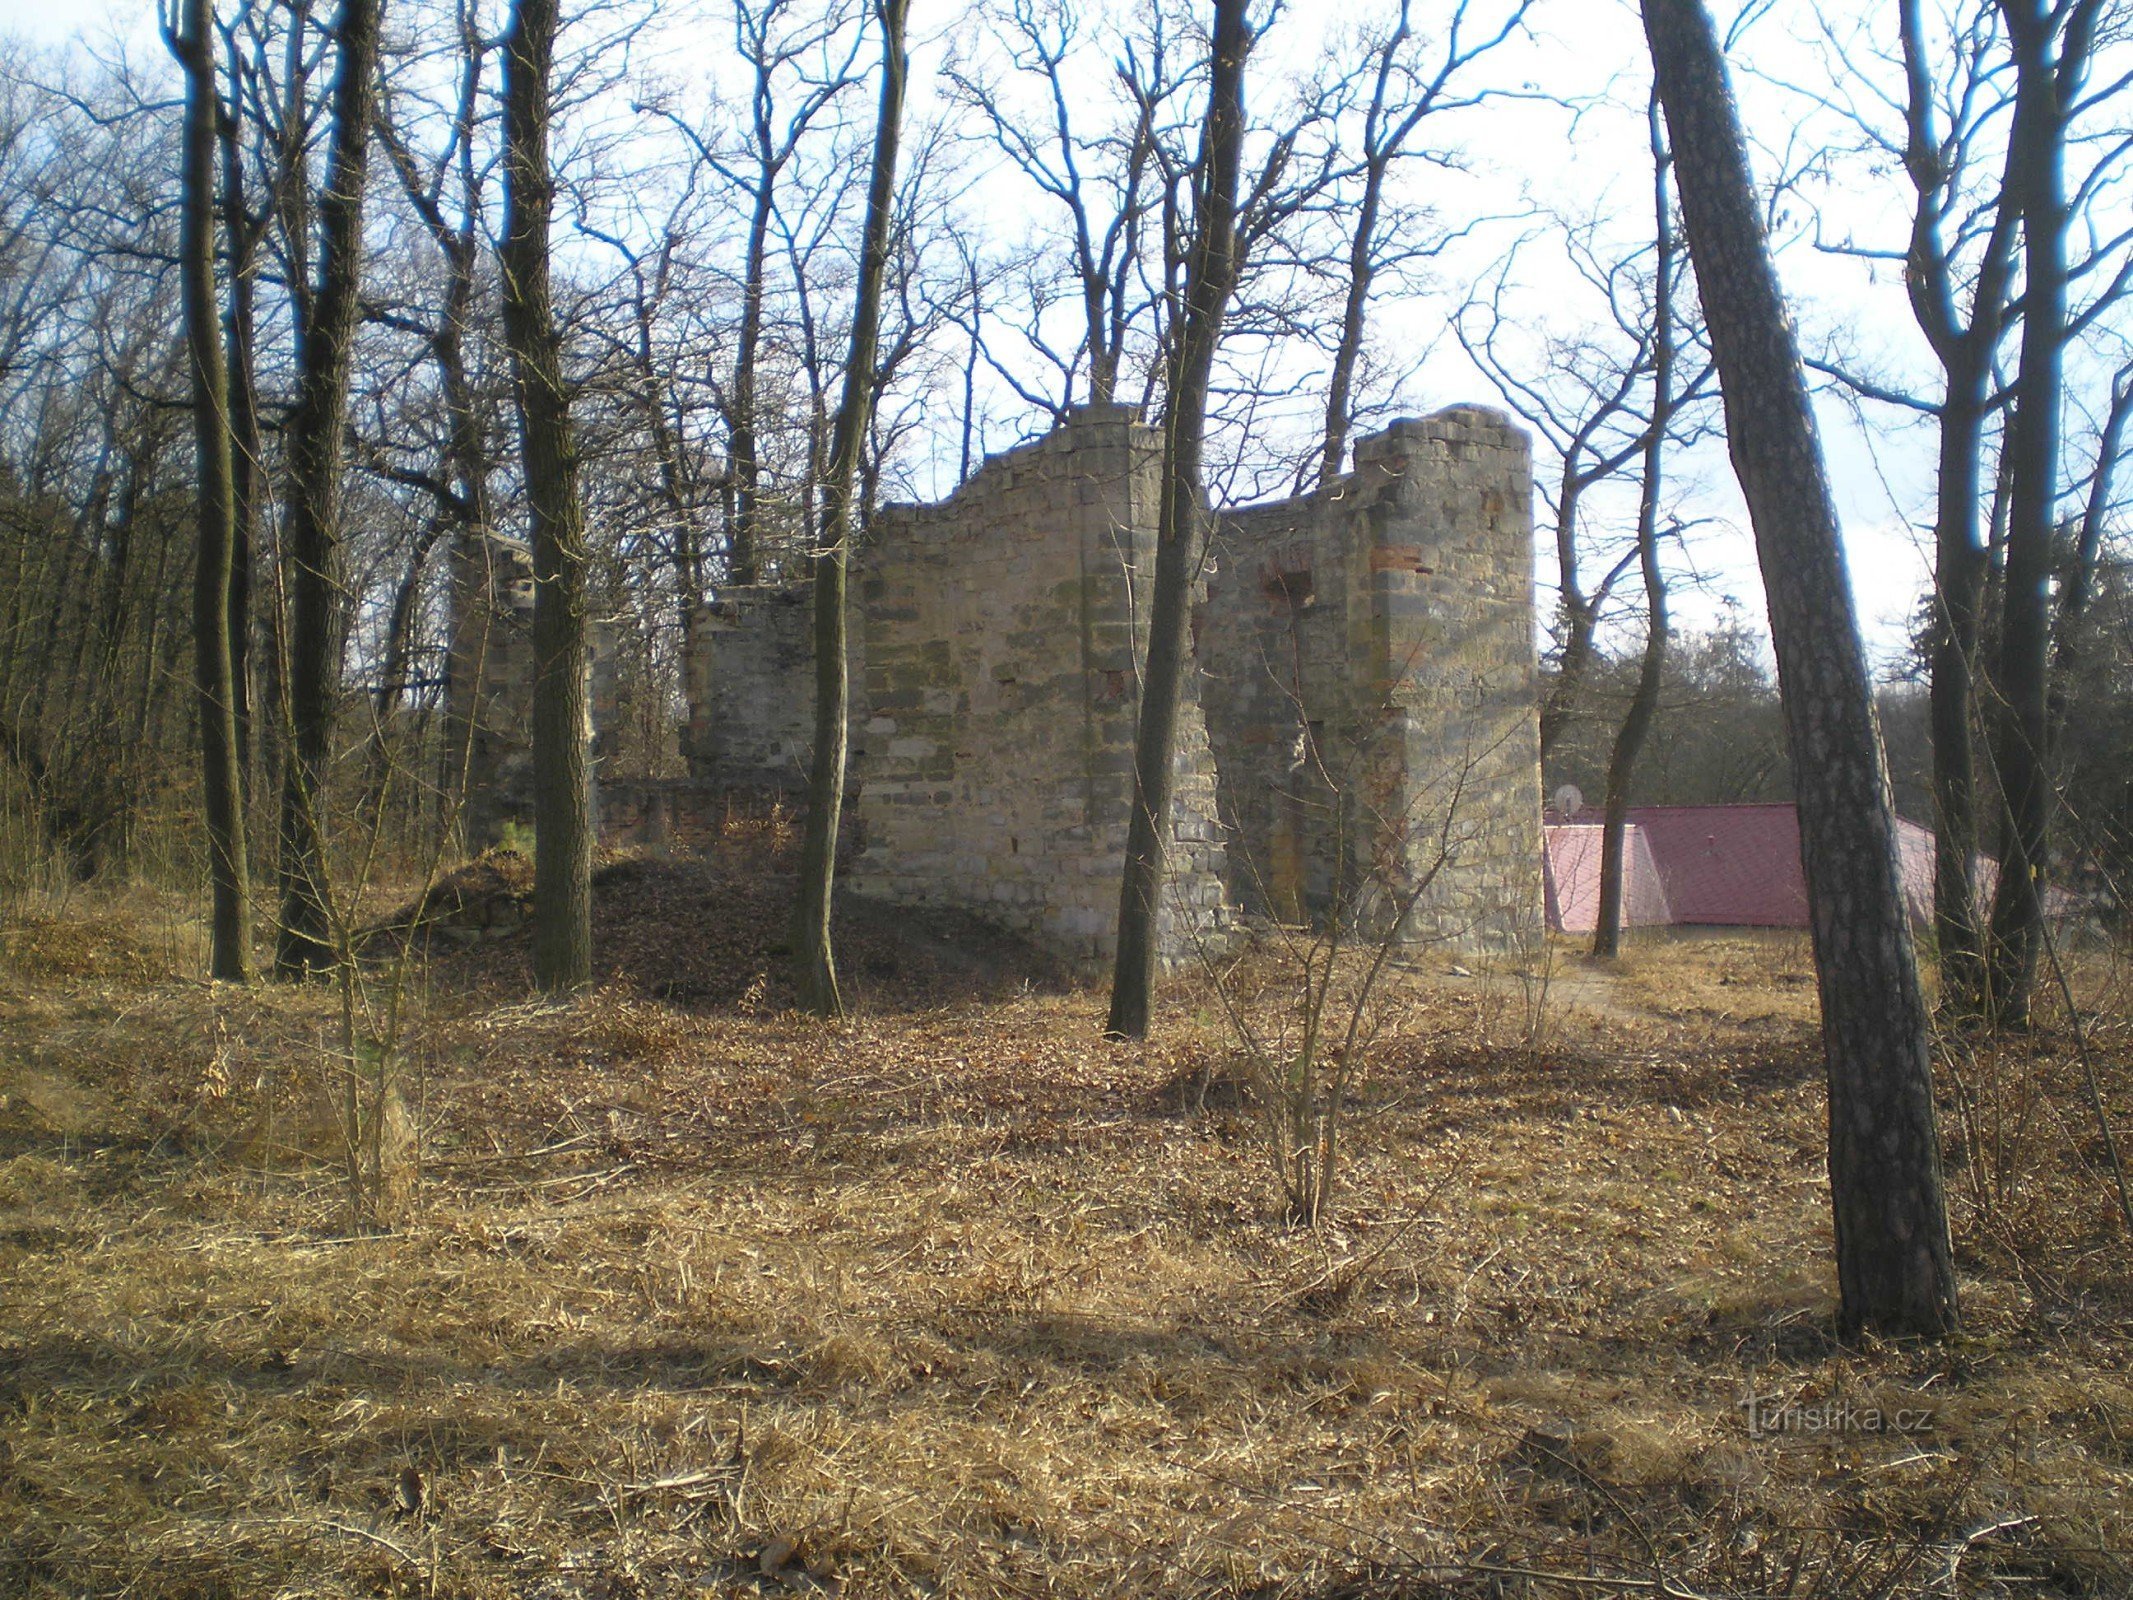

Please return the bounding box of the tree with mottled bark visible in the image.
[167,0,251,982]
[792,0,909,1018]
[1105,0,1254,1042]
[1642,0,1958,1337]
[501,0,593,994]
[275,0,384,978]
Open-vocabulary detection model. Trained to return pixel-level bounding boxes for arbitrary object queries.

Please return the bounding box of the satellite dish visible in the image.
[1555,784,1585,820]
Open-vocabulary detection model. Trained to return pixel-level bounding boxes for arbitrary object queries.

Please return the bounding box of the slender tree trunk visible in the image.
[274,0,383,978]
[379,11,495,843]
[2047,366,2131,750]
[365,517,447,804]
[792,0,909,1018]
[1985,0,2083,1028]
[1896,0,2015,1021]
[1318,156,1382,491]
[1594,96,1675,961]
[501,0,593,994]
[177,0,251,980]
[1538,471,1613,761]
[1927,384,1992,1011]
[1105,0,1251,1040]
[960,252,980,482]
[217,24,260,801]
[1643,0,1957,1337]
[726,180,775,585]
[436,237,497,836]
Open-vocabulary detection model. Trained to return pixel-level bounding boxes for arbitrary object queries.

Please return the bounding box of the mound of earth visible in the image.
[382,839,1074,1011]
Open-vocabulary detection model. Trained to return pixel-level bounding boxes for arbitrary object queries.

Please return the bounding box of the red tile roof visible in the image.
[1542,823,1671,934]
[1543,804,1947,932]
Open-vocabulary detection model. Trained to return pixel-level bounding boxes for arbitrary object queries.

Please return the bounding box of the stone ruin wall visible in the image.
[458,403,1543,966]
[1199,408,1543,951]
[451,536,536,850]
[680,587,868,793]
[851,405,1228,962]
[452,535,617,851]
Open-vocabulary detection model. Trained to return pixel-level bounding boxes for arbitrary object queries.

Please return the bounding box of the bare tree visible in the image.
[1459,218,1712,759]
[501,0,593,993]
[168,0,252,981]
[1643,0,1958,1336]
[1593,93,1679,961]
[1804,0,2129,1021]
[2049,350,2133,749]
[1106,0,1254,1041]
[376,0,503,842]
[641,0,861,587]
[1800,0,2023,1014]
[1984,0,2109,1024]
[1316,0,1533,489]
[1897,0,2022,1015]
[276,0,385,978]
[792,0,910,1018]
[945,0,1167,412]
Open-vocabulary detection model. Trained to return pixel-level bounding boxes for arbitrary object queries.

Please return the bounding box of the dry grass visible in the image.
[1,845,2129,1599]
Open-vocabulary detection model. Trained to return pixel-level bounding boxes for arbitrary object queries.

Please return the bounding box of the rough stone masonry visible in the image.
[464,402,1545,967]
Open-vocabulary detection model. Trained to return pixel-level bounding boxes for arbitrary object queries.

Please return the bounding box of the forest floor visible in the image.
[1,830,2130,1599]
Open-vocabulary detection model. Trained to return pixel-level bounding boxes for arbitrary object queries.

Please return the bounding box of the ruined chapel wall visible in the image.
[1201,407,1545,950]
[1199,490,1359,924]
[452,532,616,848]
[682,588,865,791]
[674,404,1539,963]
[852,406,1228,962]
[454,535,536,847]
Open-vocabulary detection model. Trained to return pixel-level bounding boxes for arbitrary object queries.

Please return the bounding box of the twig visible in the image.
[424,1131,595,1168]
[618,1465,732,1493]
[318,1519,424,1570]
[1942,1512,2038,1593]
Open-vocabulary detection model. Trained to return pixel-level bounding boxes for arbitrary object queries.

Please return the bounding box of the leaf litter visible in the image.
[0,836,2128,1598]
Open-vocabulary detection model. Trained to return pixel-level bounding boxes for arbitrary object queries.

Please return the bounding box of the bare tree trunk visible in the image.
[791,0,907,1018]
[1594,96,1675,961]
[1105,0,1252,1041]
[174,0,250,980]
[1318,147,1383,491]
[1927,386,1993,1011]
[501,0,592,995]
[726,176,774,586]
[1985,0,2095,1026]
[380,16,499,846]
[1643,0,1958,1338]
[275,0,383,978]
[367,518,447,785]
[2048,363,2132,750]
[1896,0,2016,1020]
[217,16,263,804]
[435,245,496,836]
